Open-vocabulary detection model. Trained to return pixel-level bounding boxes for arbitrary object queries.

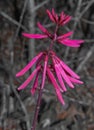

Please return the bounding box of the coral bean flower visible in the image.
[46,8,72,26]
[22,22,84,48]
[16,9,84,130]
[16,51,83,105]
[57,31,84,47]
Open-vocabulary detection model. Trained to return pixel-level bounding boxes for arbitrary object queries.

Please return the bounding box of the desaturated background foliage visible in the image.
[0,0,94,130]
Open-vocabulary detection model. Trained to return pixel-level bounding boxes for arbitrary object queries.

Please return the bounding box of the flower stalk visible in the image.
[31,84,43,130]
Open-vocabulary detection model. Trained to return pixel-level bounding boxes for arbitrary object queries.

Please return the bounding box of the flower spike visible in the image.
[16,9,84,107]
[16,8,84,130]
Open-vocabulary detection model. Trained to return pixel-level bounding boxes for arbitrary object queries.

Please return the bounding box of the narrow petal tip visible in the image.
[16,73,21,77]
[78,40,84,44]
[17,87,22,91]
[22,32,27,37]
[79,80,84,84]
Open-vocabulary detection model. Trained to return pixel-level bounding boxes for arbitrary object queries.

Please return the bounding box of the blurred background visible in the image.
[0,0,94,130]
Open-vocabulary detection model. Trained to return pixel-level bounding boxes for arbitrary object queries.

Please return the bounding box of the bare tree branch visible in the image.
[0,11,27,31]
[13,0,28,43]
[27,0,35,62]
[76,45,94,73]
[64,0,83,59]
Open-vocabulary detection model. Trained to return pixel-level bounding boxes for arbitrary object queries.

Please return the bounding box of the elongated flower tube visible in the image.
[54,55,80,79]
[57,31,84,47]
[31,71,39,95]
[18,65,41,90]
[52,57,67,92]
[51,53,83,90]
[41,55,48,89]
[16,52,44,77]
[47,67,65,105]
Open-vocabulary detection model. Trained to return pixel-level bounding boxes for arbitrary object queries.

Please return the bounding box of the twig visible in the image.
[0,11,27,31]
[64,0,94,60]
[0,0,49,32]
[79,0,94,19]
[43,88,90,106]
[2,56,31,130]
[9,78,31,130]
[76,44,94,73]
[82,18,94,25]
[32,0,49,13]
[27,0,35,62]
[1,0,31,126]
[0,85,7,129]
[64,0,82,59]
[13,0,28,43]
[84,39,94,42]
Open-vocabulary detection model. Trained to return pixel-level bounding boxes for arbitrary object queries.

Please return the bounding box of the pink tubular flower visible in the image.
[51,52,83,87]
[16,51,83,105]
[46,8,71,26]
[57,31,84,47]
[16,52,44,77]
[22,22,52,40]
[47,67,65,105]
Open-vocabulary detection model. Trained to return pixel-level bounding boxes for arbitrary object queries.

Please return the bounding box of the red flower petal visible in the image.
[68,76,83,84]
[55,62,74,88]
[47,67,65,105]
[63,15,72,25]
[46,9,55,23]
[16,52,43,77]
[41,55,48,89]
[37,22,48,34]
[52,57,67,91]
[52,8,58,23]
[59,11,65,24]
[58,39,84,47]
[31,71,39,95]
[57,31,73,40]
[18,65,41,90]
[54,55,80,79]
[22,33,48,39]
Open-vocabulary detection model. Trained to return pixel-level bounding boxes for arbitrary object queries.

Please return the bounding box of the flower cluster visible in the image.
[46,8,71,26]
[16,9,84,105]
